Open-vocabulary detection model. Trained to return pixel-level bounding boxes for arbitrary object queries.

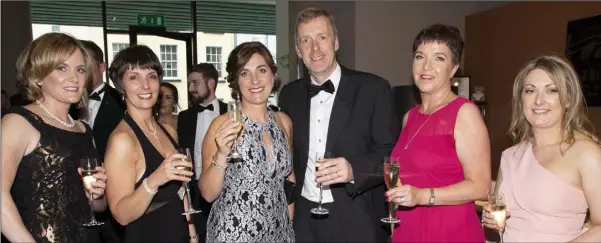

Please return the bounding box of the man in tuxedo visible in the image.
[79,40,125,242]
[79,40,126,158]
[278,7,399,242]
[177,63,227,241]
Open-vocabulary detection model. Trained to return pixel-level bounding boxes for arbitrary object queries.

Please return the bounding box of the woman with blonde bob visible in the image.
[2,32,108,242]
[483,55,601,242]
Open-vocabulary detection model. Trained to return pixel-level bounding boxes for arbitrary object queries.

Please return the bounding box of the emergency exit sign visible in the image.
[137,14,164,27]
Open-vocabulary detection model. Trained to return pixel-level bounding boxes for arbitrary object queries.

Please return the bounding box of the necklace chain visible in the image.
[404,114,432,150]
[404,92,454,150]
[139,119,159,141]
[36,100,75,128]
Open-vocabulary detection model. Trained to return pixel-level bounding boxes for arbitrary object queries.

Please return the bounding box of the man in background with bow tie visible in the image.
[79,41,126,159]
[78,40,125,243]
[177,63,227,242]
[278,7,399,243]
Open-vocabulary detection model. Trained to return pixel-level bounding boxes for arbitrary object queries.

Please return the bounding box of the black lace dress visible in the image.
[7,107,101,243]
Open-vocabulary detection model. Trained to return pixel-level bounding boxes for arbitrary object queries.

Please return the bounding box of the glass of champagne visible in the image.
[381,157,401,224]
[311,151,332,215]
[176,148,201,215]
[81,158,104,227]
[489,192,507,242]
[228,101,242,162]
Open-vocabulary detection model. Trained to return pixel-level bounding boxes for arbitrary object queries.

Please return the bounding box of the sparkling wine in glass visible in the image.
[311,151,332,215]
[489,192,507,242]
[81,158,104,227]
[381,157,401,224]
[176,148,201,215]
[228,101,242,161]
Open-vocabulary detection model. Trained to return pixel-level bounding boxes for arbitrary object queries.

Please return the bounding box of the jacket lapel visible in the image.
[297,77,311,168]
[325,67,355,153]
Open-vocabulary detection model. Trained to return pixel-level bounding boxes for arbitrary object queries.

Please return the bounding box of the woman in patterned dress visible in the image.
[198,41,295,242]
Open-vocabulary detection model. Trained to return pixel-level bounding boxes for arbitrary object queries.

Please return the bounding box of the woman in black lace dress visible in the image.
[103,45,196,242]
[1,33,108,242]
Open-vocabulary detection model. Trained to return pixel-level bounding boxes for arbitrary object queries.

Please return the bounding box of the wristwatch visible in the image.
[428,188,435,206]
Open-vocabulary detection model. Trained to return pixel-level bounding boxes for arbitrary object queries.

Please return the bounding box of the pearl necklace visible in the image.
[36,100,75,128]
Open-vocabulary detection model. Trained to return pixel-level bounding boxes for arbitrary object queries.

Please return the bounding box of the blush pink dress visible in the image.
[391,97,486,242]
[499,143,588,242]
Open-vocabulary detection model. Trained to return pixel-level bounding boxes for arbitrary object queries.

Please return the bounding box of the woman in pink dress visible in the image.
[385,24,491,242]
[482,55,601,242]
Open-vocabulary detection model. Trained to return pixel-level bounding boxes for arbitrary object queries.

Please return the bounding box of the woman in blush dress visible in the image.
[482,55,601,242]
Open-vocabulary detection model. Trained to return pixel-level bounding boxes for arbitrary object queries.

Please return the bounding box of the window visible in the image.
[206,46,222,78]
[160,45,178,78]
[112,43,129,58]
[51,25,60,32]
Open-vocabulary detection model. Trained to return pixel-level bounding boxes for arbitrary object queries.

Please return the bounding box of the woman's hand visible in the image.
[386,184,427,207]
[147,153,193,189]
[214,119,242,157]
[482,205,510,232]
[78,166,107,200]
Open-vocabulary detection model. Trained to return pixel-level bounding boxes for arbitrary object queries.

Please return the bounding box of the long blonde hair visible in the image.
[508,55,599,149]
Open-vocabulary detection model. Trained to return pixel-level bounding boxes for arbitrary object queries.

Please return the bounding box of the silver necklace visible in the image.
[404,114,432,150]
[405,92,455,150]
[139,120,159,141]
[36,100,75,128]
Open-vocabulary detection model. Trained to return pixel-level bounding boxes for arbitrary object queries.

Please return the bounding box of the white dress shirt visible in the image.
[193,98,220,179]
[301,63,341,203]
[84,82,105,128]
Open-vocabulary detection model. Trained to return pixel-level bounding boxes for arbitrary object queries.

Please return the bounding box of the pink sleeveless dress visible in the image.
[391,97,485,242]
[499,143,588,242]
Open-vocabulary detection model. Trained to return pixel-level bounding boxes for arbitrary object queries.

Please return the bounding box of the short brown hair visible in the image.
[79,40,104,63]
[108,45,163,94]
[413,24,464,65]
[509,55,599,148]
[295,7,338,45]
[189,63,219,92]
[16,32,93,101]
[225,41,279,98]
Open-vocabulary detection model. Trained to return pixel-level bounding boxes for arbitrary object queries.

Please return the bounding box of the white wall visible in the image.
[354,1,507,86]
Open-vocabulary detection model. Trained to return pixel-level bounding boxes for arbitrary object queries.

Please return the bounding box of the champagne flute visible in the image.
[176,148,201,215]
[81,158,104,227]
[489,192,507,242]
[311,151,332,215]
[381,157,401,224]
[228,101,242,162]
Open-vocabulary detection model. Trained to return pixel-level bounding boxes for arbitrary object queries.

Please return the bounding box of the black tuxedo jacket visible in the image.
[279,65,399,241]
[93,85,125,159]
[177,100,227,163]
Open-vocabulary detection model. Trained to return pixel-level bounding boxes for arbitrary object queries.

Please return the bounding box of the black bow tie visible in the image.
[307,80,335,98]
[197,104,214,113]
[89,86,106,101]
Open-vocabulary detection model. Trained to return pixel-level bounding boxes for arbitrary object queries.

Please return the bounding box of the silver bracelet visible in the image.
[211,155,227,169]
[142,178,158,195]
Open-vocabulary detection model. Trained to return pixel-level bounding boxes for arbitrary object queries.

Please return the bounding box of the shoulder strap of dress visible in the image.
[5,106,44,132]
[157,122,179,149]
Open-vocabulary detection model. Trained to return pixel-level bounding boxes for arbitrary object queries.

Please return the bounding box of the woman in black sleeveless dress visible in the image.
[103,45,196,242]
[1,33,108,243]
